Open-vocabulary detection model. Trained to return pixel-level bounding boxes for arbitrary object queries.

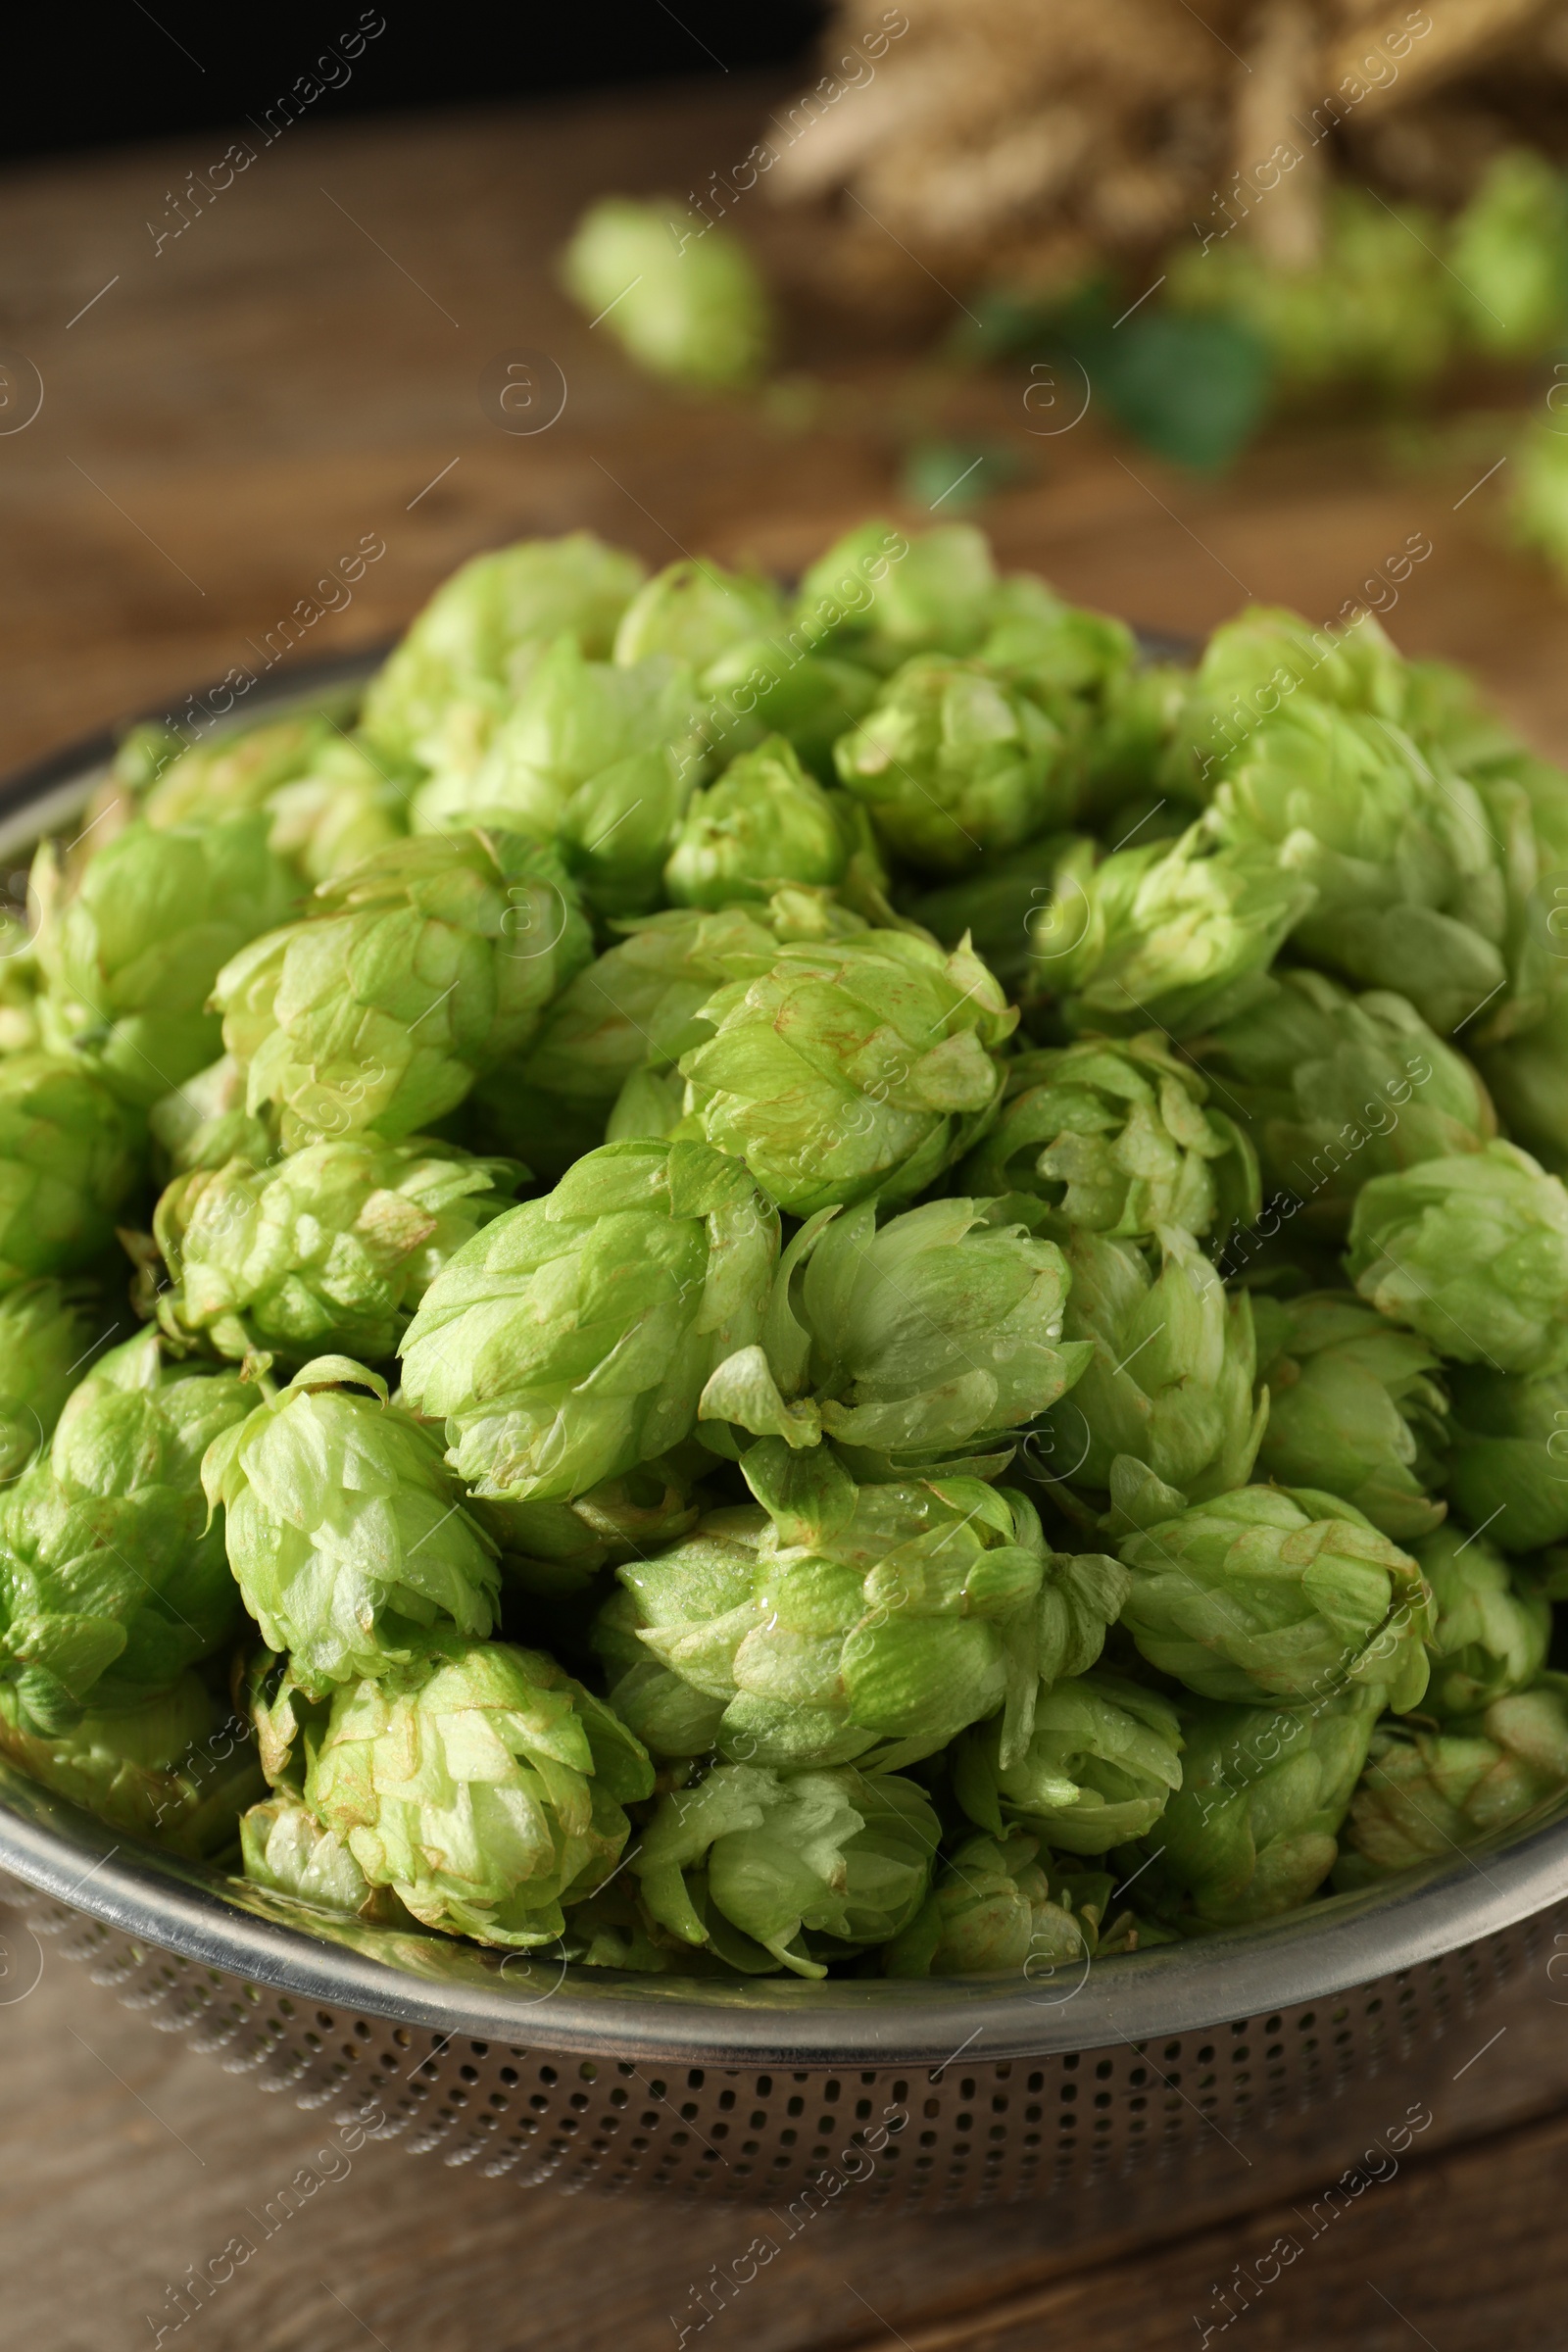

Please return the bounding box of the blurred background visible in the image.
[8,12,1568,2348]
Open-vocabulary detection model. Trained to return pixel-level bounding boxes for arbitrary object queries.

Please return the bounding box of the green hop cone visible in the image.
[0,919,42,1056]
[0,1054,142,1287]
[1413,1523,1550,1718]
[215,830,593,1150]
[612,558,785,669]
[149,1056,277,1178]
[794,520,991,667]
[1191,969,1496,1239]
[140,717,409,888]
[1348,1141,1568,1376]
[1156,1684,1383,1926]
[1201,701,1515,1037]
[678,928,1016,1215]
[1448,149,1568,358]
[0,1279,111,1483]
[413,638,705,919]
[696,635,879,781]
[882,1830,1102,1977]
[261,737,410,887]
[560,196,772,389]
[978,575,1136,710]
[154,1136,519,1366]
[1335,1676,1568,1885]
[1039,826,1316,1039]
[0,1328,253,1729]
[699,1194,1092,1480]
[663,735,890,915]
[304,1628,654,1947]
[358,531,646,778]
[202,1358,501,1699]
[1167,608,1407,798]
[0,1669,265,1858]
[1475,978,1568,1173]
[1117,1483,1434,1713]
[1250,1292,1449,1544]
[399,1137,778,1502]
[32,812,300,1107]
[631,1761,939,1978]
[957,1033,1258,1246]
[474,1448,705,1596]
[953,1669,1184,1856]
[139,712,335,829]
[610,1457,1122,1770]
[832,654,1074,876]
[1443,1363,1568,1552]
[240,1791,413,1923]
[1029,1226,1264,1507]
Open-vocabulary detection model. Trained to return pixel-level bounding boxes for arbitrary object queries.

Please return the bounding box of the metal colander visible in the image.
[3,658,1566,2224]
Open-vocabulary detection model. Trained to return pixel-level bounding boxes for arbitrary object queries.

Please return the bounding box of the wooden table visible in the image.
[4,75,1568,2352]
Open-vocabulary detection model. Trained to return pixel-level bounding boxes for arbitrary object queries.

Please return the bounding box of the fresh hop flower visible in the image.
[698,1194,1092,1481]
[399,1138,779,1502]
[606,1455,1120,1770]
[260,739,410,887]
[358,530,646,778]
[138,711,332,829]
[953,1670,1184,1855]
[1476,983,1568,1174]
[0,1670,265,1857]
[301,1628,654,1947]
[473,1450,703,1597]
[1192,970,1495,1238]
[149,1056,276,1178]
[1412,1524,1550,1718]
[1028,1226,1264,1506]
[957,1033,1258,1246]
[0,1054,143,1288]
[1117,1484,1434,1713]
[882,1830,1136,1976]
[31,813,299,1106]
[240,1791,412,1922]
[0,1279,111,1482]
[0,1329,253,1730]
[794,521,993,669]
[214,831,593,1150]
[140,717,408,888]
[696,636,879,782]
[678,929,1016,1215]
[629,1761,939,1977]
[612,557,785,670]
[202,1358,501,1698]
[1348,1141,1568,1377]
[413,639,706,919]
[1336,1676,1568,1885]
[1251,1292,1449,1544]
[1156,1686,1384,1925]
[1038,826,1315,1040]
[154,1137,519,1366]
[832,654,1074,876]
[663,735,891,916]
[560,197,773,389]
[1443,1363,1568,1552]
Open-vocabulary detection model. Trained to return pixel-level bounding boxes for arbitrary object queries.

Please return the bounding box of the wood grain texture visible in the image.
[5,76,1568,2352]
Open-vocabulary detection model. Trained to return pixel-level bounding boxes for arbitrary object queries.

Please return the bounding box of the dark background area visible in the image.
[0,3,827,165]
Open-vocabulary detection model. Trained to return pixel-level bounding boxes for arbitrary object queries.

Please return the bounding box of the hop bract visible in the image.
[154,1136,518,1366]
[399,1138,778,1502]
[1444,1363,1568,1552]
[240,1791,412,1922]
[882,1830,1108,1977]
[958,1033,1257,1245]
[1348,1141,1568,1376]
[215,830,592,1149]
[1251,1292,1449,1544]
[1157,1685,1383,1925]
[0,1054,143,1287]
[1117,1483,1434,1713]
[203,1358,501,1698]
[0,1329,253,1729]
[0,1279,109,1483]
[560,197,773,390]
[0,1670,265,1858]
[953,1669,1184,1855]
[699,1194,1092,1480]
[664,735,883,912]
[303,1628,654,1946]
[833,654,1073,876]
[32,813,300,1107]
[678,928,1015,1214]
[631,1761,938,1977]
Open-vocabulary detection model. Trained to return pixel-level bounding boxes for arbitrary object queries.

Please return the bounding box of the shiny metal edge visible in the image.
[5,636,1566,2071]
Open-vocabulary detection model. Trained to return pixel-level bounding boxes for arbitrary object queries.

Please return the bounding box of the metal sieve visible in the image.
[2,654,1566,2222]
